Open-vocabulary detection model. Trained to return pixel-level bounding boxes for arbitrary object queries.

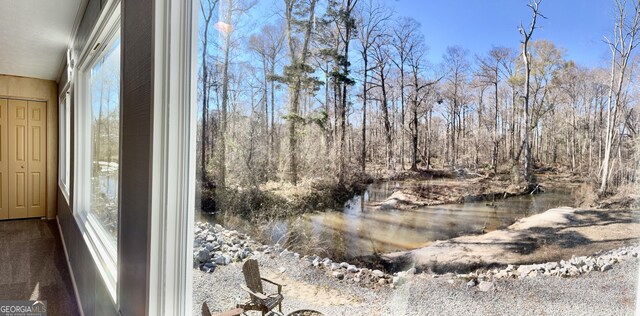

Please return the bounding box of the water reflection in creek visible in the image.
[211,181,577,261]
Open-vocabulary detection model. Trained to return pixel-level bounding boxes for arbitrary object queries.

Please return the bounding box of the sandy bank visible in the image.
[383,207,640,273]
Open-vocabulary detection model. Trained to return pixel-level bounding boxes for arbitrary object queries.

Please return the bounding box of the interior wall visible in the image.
[0,74,58,219]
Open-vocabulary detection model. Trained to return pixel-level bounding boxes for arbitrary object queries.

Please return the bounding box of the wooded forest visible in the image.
[196,0,640,213]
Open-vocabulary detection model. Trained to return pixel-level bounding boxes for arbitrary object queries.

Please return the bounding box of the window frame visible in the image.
[146,0,198,314]
[58,86,71,202]
[73,0,122,303]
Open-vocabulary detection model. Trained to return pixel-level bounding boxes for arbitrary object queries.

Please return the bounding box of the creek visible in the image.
[207,180,577,262]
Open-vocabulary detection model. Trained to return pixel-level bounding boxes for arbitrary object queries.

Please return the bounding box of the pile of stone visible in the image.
[290,252,415,288]
[463,245,639,287]
[192,222,256,273]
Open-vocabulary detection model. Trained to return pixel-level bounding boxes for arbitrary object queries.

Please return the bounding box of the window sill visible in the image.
[74,210,118,303]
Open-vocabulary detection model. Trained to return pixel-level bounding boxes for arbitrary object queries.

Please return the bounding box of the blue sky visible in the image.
[389,0,614,67]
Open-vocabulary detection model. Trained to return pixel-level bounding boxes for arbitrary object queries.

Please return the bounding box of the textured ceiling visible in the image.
[0,0,84,81]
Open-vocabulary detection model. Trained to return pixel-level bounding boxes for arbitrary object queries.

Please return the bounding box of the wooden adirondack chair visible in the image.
[237,259,285,315]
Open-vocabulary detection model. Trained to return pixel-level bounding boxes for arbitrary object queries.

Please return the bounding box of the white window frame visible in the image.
[59,86,71,202]
[73,0,121,304]
[147,0,198,315]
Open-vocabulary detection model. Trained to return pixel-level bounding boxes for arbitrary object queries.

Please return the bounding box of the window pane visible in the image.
[60,93,71,194]
[65,95,71,189]
[59,95,67,187]
[90,35,121,243]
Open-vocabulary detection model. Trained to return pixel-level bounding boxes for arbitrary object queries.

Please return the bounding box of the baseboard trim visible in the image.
[56,216,86,316]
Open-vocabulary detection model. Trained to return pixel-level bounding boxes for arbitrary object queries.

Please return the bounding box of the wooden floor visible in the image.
[0,218,80,316]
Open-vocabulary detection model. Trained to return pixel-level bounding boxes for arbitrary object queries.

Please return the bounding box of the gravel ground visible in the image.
[193,248,639,316]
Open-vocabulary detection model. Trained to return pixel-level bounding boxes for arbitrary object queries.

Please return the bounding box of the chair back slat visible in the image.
[242,259,263,294]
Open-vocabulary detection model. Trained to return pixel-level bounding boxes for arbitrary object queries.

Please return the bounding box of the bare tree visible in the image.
[356,0,389,172]
[407,39,439,170]
[370,34,393,170]
[600,0,640,194]
[249,23,286,174]
[199,0,218,181]
[442,46,470,170]
[391,17,421,170]
[476,47,511,174]
[518,0,545,185]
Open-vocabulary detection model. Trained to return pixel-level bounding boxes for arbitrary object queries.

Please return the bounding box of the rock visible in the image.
[332,272,345,280]
[392,276,405,286]
[478,281,494,292]
[214,224,223,231]
[312,258,321,267]
[294,253,300,259]
[378,278,387,285]
[229,246,239,252]
[353,277,360,283]
[196,249,211,263]
[322,258,333,267]
[568,266,580,277]
[213,256,226,265]
[545,262,558,271]
[347,265,359,273]
[201,262,216,273]
[278,267,287,274]
[340,262,349,268]
[223,255,232,265]
[372,270,385,278]
[495,271,508,279]
[406,268,416,275]
[206,235,215,242]
[466,279,477,287]
[516,264,537,276]
[505,265,515,272]
[330,263,341,270]
[601,264,612,272]
[360,268,370,274]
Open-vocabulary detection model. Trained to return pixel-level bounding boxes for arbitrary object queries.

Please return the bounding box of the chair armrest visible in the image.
[240,284,268,300]
[261,277,285,287]
[261,277,285,294]
[212,308,244,316]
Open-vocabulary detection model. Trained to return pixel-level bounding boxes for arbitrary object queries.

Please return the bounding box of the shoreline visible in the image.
[382,207,640,273]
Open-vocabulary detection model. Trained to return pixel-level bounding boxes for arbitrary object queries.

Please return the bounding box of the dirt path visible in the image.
[261,268,363,307]
[383,207,640,273]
